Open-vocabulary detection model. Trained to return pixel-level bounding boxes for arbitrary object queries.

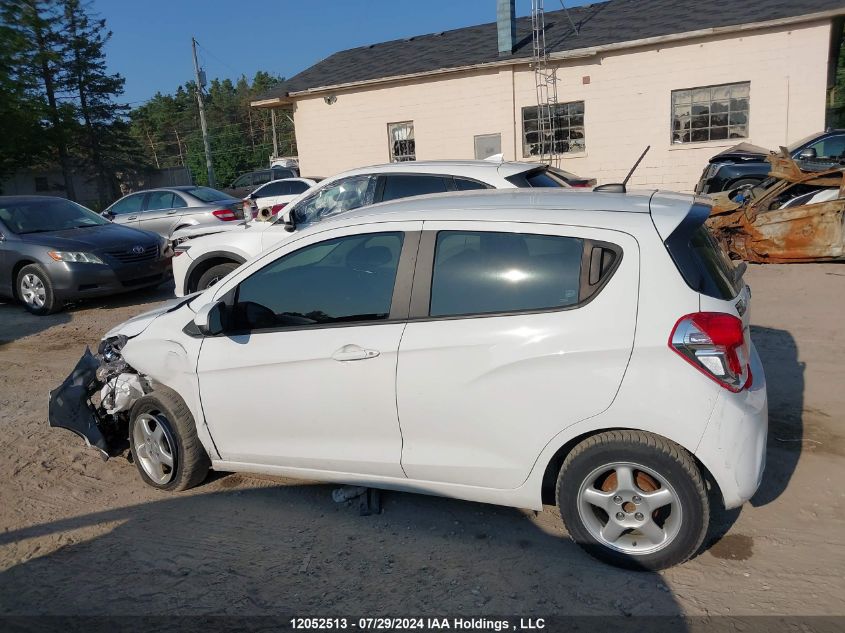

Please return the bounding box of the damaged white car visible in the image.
[49,189,767,570]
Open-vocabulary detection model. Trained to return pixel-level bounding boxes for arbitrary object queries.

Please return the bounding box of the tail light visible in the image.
[212,209,237,221]
[270,203,286,214]
[669,312,751,392]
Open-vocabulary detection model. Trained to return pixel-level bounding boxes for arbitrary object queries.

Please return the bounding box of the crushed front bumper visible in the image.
[48,348,110,457]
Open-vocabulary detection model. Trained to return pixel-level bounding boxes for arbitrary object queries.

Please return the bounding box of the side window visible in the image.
[257,182,286,197]
[380,174,449,202]
[293,176,374,224]
[110,193,145,215]
[146,191,175,211]
[289,181,310,194]
[253,171,271,186]
[231,174,251,188]
[429,231,583,317]
[232,232,404,331]
[805,135,845,160]
[171,194,188,208]
[453,177,491,191]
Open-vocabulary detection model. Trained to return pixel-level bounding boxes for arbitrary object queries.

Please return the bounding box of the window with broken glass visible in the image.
[522,101,586,157]
[388,121,416,162]
[672,82,750,144]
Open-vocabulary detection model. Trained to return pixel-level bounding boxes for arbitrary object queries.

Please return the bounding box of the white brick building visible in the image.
[253,0,845,192]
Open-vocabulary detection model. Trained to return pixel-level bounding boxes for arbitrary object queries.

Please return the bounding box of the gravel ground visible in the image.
[0,265,843,618]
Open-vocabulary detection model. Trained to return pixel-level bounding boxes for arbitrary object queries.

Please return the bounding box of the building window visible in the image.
[388,121,415,162]
[34,176,49,192]
[522,101,585,157]
[474,133,502,160]
[672,82,750,144]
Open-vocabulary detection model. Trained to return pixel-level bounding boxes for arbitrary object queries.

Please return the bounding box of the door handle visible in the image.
[126,215,137,220]
[332,344,380,362]
[167,210,177,214]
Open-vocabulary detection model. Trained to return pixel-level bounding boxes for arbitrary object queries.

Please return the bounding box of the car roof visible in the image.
[304,187,694,226]
[0,195,73,203]
[327,159,541,180]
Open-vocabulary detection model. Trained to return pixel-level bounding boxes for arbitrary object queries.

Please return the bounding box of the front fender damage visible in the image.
[48,338,152,459]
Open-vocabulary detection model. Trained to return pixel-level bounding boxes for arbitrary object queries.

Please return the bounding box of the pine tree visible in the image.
[60,0,132,206]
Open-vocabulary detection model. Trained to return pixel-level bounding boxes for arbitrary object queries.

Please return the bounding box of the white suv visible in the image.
[171,160,594,296]
[49,189,767,570]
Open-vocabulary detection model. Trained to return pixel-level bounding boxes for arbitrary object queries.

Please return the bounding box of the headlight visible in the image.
[48,251,104,264]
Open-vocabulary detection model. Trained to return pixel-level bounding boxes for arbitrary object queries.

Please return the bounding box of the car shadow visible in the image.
[747,325,804,507]
[64,281,176,314]
[0,302,72,346]
[0,482,686,619]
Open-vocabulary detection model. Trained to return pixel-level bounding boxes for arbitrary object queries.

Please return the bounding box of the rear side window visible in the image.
[258,181,287,197]
[664,204,742,299]
[429,231,583,317]
[289,181,310,194]
[454,177,491,191]
[146,191,177,211]
[381,175,449,202]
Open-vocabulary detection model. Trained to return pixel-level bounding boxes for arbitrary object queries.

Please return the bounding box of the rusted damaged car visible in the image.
[706,150,845,263]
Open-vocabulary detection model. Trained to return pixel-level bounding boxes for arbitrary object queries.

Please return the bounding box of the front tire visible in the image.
[17,264,59,315]
[129,387,210,491]
[556,430,709,570]
[196,262,239,292]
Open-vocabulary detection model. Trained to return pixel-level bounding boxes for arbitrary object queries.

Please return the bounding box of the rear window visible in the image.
[184,187,231,203]
[664,204,743,299]
[506,167,569,188]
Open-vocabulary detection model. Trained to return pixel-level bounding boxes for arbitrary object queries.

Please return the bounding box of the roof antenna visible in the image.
[594,145,650,193]
[558,1,580,35]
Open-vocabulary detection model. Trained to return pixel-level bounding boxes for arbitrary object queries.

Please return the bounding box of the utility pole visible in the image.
[191,37,215,187]
[270,109,279,159]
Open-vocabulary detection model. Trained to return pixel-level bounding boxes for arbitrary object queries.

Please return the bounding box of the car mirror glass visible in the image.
[798,148,817,160]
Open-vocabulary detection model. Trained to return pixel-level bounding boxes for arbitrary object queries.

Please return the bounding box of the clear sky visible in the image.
[95,0,593,106]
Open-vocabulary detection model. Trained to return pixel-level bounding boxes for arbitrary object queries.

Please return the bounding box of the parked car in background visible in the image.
[223,167,299,199]
[0,196,171,315]
[244,178,317,220]
[103,186,244,239]
[49,188,766,570]
[171,160,596,295]
[707,151,845,263]
[695,130,845,194]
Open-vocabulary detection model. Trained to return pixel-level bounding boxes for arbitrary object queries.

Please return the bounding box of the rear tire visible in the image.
[196,262,239,292]
[129,386,210,491]
[556,430,709,570]
[17,264,60,315]
[729,178,761,189]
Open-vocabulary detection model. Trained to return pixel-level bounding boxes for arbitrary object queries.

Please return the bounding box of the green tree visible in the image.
[60,0,135,206]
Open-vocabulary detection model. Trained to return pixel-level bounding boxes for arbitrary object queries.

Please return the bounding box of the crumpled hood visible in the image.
[104,293,198,339]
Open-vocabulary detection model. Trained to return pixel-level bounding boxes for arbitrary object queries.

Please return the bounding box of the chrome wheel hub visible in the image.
[577,461,682,555]
[132,413,176,485]
[20,274,46,308]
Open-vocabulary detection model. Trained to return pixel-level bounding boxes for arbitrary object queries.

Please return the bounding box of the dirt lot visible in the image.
[0,265,843,618]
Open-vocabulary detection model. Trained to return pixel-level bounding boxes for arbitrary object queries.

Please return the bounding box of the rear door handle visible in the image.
[126,215,137,220]
[332,344,380,362]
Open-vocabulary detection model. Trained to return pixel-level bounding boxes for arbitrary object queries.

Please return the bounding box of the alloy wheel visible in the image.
[132,412,176,485]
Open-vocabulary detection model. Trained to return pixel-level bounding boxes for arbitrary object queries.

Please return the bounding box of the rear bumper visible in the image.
[49,258,172,301]
[695,344,768,509]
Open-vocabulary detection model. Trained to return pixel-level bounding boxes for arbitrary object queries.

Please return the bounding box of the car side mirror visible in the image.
[193,300,227,336]
[101,211,115,220]
[282,207,296,232]
[798,148,817,160]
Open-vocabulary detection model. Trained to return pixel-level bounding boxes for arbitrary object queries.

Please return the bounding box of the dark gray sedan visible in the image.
[103,186,244,239]
[0,196,172,315]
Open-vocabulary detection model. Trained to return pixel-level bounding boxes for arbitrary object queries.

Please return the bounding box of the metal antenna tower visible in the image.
[531,0,560,166]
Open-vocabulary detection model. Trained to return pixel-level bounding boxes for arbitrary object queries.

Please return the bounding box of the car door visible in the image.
[196,222,422,476]
[137,190,186,236]
[106,192,146,228]
[396,221,639,489]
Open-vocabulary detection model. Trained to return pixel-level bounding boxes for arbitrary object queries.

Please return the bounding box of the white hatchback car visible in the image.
[49,189,767,570]
[170,160,594,296]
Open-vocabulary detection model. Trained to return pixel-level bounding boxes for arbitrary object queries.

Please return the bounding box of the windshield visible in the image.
[0,198,109,234]
[184,187,232,203]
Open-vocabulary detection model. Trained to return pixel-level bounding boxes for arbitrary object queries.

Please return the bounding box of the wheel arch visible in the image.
[183,251,246,295]
[539,427,722,506]
[10,258,39,300]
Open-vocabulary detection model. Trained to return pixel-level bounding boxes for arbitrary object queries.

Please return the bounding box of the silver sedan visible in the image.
[103,186,245,238]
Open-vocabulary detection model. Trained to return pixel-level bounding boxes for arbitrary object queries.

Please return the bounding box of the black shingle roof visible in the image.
[256,0,845,101]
